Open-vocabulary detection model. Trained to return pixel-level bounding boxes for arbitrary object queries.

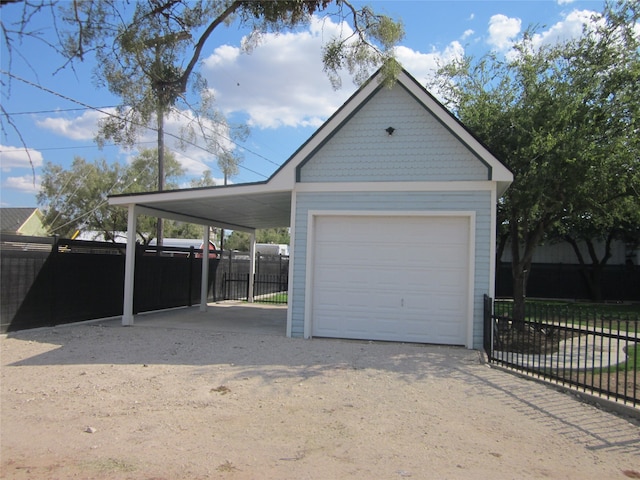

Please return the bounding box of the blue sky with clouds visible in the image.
[1,0,608,208]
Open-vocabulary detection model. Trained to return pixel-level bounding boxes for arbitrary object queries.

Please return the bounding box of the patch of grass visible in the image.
[525,299,640,316]
[81,457,137,473]
[254,292,288,304]
[217,460,239,472]
[608,345,640,373]
[495,299,640,331]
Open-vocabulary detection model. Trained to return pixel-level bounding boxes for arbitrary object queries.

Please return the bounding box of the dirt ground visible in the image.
[2,318,640,480]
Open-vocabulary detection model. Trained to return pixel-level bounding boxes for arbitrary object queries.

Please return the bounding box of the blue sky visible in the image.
[1,0,607,208]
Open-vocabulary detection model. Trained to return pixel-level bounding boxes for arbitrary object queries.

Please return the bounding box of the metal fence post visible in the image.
[483,294,493,357]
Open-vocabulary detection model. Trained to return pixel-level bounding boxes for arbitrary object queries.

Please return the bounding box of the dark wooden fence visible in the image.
[496,263,640,302]
[0,234,288,333]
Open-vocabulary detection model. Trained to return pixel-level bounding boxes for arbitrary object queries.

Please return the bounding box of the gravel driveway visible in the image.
[1,312,639,479]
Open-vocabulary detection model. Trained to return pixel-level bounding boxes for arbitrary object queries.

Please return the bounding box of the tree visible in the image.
[432,0,640,318]
[37,148,185,243]
[225,228,290,252]
[54,1,402,245]
[551,195,640,302]
[61,1,404,99]
[257,227,290,245]
[553,1,640,300]
[37,156,126,239]
[218,150,241,185]
[56,1,404,171]
[177,169,221,243]
[4,0,403,248]
[190,169,217,189]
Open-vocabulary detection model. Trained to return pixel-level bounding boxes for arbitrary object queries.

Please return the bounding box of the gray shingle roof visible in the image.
[0,208,39,233]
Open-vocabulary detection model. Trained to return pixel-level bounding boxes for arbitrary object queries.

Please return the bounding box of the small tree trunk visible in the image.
[589,266,604,303]
[565,235,612,303]
[509,214,545,326]
[511,266,530,328]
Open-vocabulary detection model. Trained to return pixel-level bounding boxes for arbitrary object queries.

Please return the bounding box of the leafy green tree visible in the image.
[257,227,290,245]
[224,228,290,252]
[551,195,640,302]
[124,148,184,193]
[162,169,220,242]
[55,1,402,245]
[189,169,217,189]
[433,0,640,317]
[56,0,404,177]
[224,231,250,251]
[37,157,125,239]
[218,150,241,185]
[37,148,184,243]
[61,1,404,99]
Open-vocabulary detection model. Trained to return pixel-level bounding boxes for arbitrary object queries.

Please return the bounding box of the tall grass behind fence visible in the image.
[485,296,640,408]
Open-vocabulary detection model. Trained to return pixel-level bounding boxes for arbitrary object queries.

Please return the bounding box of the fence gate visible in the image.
[222,272,288,304]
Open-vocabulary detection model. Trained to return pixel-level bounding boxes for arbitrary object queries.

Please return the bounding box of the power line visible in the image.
[172,109,281,168]
[0,141,155,153]
[1,70,273,179]
[1,106,119,116]
[1,71,120,122]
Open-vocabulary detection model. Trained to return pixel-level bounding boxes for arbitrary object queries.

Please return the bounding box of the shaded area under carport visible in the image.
[96,302,287,336]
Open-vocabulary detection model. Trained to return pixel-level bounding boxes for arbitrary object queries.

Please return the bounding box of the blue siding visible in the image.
[299,85,489,183]
[291,191,492,348]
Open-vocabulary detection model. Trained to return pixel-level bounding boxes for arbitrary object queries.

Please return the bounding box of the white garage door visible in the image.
[311,215,471,345]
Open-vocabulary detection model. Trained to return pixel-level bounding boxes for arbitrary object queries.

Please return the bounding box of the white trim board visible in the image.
[295,181,496,193]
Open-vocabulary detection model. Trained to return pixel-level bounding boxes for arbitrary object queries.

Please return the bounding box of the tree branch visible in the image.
[178,0,242,95]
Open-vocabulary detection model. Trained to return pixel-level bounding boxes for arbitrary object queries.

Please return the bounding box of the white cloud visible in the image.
[461,29,475,40]
[201,16,359,129]
[2,174,41,193]
[395,41,464,86]
[486,9,601,57]
[33,105,237,177]
[201,16,464,130]
[36,109,107,140]
[25,15,473,178]
[530,9,599,48]
[162,109,238,175]
[0,145,44,171]
[487,14,522,50]
[557,0,576,5]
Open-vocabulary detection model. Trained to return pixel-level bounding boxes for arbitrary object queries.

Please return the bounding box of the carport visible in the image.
[109,182,294,329]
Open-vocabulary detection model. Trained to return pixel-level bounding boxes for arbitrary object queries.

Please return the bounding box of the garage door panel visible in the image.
[311,215,470,345]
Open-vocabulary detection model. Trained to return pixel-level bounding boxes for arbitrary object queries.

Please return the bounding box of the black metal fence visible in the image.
[484,295,639,408]
[1,234,288,333]
[221,272,288,303]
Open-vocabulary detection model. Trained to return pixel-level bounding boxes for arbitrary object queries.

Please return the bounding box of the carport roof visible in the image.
[108,182,292,232]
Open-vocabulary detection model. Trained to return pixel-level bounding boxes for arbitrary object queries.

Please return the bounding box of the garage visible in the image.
[310,214,473,345]
[111,68,512,349]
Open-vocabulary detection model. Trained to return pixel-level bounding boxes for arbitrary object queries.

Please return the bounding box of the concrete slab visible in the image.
[96,301,287,336]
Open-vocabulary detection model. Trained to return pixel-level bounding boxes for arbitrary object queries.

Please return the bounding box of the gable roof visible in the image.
[0,208,44,234]
[268,67,512,191]
[109,68,512,230]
